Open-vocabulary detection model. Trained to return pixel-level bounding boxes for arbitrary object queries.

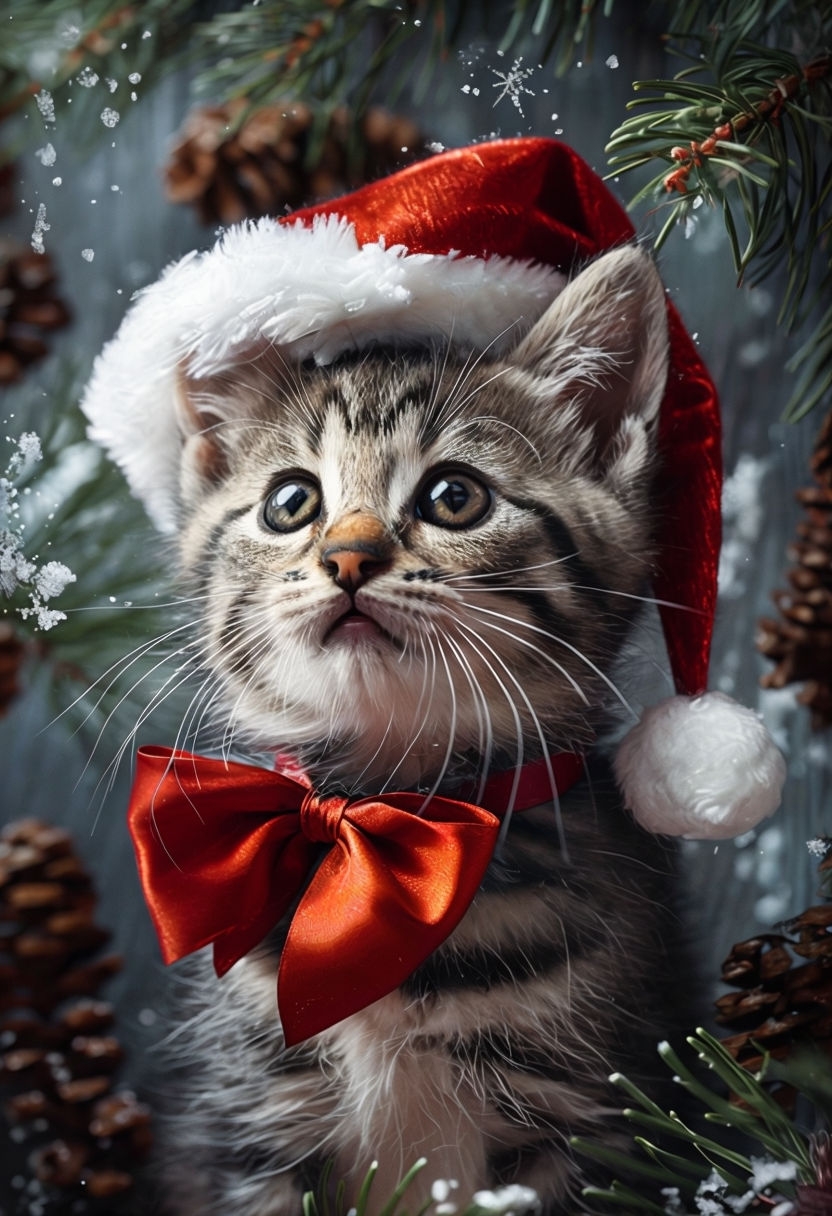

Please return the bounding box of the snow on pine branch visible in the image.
[0,431,75,630]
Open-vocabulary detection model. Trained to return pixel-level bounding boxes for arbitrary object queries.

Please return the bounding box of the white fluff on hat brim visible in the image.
[81,214,566,533]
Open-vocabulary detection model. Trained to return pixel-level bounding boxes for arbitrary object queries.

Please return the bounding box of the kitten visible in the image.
[149,244,679,1215]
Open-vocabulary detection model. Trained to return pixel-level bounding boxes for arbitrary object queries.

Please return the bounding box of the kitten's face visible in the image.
[174,247,669,791]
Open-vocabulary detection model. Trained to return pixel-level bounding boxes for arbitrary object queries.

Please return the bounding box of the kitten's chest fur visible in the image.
[163,767,677,1216]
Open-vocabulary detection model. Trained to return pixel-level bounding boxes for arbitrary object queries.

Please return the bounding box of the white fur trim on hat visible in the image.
[80,214,566,533]
[614,691,786,839]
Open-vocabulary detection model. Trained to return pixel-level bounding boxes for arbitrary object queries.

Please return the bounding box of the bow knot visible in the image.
[299,789,349,843]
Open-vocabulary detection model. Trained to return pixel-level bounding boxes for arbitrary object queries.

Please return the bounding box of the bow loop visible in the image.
[299,789,349,844]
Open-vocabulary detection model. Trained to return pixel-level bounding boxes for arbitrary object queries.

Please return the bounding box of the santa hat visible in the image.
[80,137,785,840]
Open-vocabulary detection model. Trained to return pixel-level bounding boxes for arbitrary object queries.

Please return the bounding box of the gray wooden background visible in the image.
[1,7,829,1204]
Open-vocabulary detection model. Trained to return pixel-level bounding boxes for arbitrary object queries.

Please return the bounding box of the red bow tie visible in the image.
[128,746,584,1045]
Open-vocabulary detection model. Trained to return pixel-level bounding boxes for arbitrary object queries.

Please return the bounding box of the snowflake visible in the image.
[31,203,50,254]
[808,837,831,858]
[490,57,536,115]
[35,89,55,124]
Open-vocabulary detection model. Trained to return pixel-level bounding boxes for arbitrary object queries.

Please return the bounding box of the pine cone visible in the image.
[0,241,71,384]
[757,408,832,729]
[164,99,429,225]
[0,819,151,1208]
[716,902,832,1105]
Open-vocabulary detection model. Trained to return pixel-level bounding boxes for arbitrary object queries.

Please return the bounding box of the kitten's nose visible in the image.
[320,514,392,592]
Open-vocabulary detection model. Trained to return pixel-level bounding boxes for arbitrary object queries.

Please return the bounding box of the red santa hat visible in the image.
[81,137,785,839]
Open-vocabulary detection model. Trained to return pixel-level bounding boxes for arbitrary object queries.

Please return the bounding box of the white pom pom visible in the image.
[613,691,786,839]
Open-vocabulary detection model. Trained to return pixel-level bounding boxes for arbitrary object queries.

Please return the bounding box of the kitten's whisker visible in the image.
[467,602,638,721]
[433,318,522,427]
[442,415,543,464]
[88,655,203,820]
[171,669,224,755]
[418,337,453,447]
[415,623,459,814]
[54,617,198,730]
[442,631,494,803]
[447,620,524,838]
[350,706,397,794]
[462,606,589,707]
[218,615,286,759]
[440,555,577,583]
[437,366,511,429]
[376,634,439,793]
[77,635,205,788]
[454,580,702,615]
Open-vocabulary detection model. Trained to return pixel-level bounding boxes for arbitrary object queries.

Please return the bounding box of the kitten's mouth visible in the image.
[324,606,395,646]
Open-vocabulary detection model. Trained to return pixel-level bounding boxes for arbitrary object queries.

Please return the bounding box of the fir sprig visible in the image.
[301,1157,541,1216]
[1,367,183,743]
[573,1028,831,1214]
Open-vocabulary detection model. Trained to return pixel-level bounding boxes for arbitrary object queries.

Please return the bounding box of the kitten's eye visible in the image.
[263,476,322,532]
[415,469,492,529]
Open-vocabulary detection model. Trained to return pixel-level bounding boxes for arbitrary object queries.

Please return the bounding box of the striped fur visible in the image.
[153,246,681,1213]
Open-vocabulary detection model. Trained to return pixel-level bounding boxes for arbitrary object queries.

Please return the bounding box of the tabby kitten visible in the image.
[157,244,678,1215]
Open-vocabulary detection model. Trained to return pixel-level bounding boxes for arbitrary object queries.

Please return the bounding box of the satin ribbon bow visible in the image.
[128,746,511,1045]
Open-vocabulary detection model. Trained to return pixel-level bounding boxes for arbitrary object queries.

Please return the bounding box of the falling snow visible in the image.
[606,54,620,68]
[16,434,42,464]
[35,89,55,124]
[100,107,120,128]
[34,561,75,600]
[81,248,95,262]
[77,66,99,87]
[0,434,76,630]
[30,203,50,253]
[808,837,831,858]
[490,56,536,115]
[35,143,57,167]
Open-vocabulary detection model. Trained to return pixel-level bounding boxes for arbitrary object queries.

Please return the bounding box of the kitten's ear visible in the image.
[174,363,230,488]
[510,244,669,458]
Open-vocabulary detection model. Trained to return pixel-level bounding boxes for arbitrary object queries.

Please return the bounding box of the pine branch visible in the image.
[573,1029,832,1214]
[3,0,622,142]
[1,364,185,744]
[1,0,197,147]
[606,17,832,421]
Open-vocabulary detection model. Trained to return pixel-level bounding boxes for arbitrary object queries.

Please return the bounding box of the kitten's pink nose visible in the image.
[321,514,392,592]
[323,546,389,591]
